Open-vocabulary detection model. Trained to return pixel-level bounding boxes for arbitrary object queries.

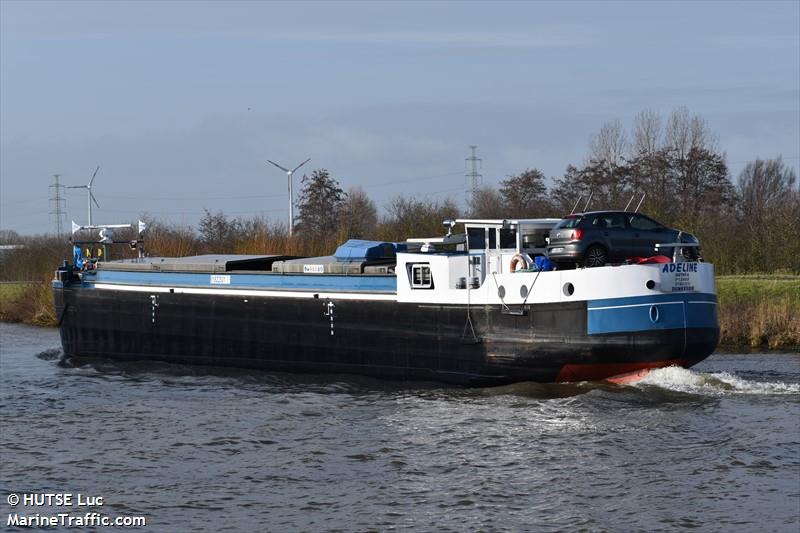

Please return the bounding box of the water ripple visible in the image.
[1,324,798,531]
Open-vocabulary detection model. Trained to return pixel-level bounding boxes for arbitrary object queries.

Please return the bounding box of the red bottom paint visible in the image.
[555,359,689,383]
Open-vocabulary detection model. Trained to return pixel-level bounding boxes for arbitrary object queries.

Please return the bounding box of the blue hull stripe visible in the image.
[87,270,398,293]
[588,293,718,335]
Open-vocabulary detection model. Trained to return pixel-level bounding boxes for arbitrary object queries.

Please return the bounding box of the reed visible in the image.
[0,282,54,326]
[716,276,800,350]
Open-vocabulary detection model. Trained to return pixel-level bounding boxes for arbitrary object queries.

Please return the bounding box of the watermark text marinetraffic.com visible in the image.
[6,493,146,528]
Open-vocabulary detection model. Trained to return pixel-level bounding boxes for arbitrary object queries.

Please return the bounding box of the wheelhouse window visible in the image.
[411,264,433,289]
[488,228,497,249]
[467,227,485,250]
[499,228,517,249]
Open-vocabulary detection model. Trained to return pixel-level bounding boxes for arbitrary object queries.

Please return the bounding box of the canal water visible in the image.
[1,323,798,532]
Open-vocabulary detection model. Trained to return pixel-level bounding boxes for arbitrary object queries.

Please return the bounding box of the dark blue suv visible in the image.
[546,211,699,268]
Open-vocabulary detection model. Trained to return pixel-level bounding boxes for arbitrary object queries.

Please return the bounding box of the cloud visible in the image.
[265,29,588,49]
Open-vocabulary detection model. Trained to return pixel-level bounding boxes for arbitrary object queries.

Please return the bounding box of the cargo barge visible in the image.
[53,218,719,386]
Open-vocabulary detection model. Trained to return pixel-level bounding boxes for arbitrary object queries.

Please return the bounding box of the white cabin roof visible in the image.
[455,218,562,227]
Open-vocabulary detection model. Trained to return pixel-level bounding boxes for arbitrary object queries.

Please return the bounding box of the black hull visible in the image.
[55,287,719,386]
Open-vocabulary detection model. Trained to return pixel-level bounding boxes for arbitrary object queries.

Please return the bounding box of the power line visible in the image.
[100,192,289,201]
[362,170,463,188]
[74,170,466,202]
[465,145,482,206]
[48,174,66,235]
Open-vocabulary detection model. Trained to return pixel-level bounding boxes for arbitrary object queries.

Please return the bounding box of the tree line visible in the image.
[181,107,797,274]
[1,107,797,278]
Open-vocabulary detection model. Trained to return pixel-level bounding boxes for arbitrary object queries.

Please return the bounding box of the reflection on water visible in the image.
[1,323,798,532]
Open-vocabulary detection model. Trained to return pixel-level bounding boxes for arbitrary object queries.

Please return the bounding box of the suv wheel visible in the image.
[584,245,607,267]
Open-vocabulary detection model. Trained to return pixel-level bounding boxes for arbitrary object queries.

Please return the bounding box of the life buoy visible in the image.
[510,254,528,272]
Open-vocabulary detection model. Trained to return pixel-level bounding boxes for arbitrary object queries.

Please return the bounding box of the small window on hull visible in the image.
[411,264,433,289]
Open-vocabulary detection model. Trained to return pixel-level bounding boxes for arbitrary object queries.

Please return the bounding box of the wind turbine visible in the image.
[68,165,100,226]
[267,158,310,237]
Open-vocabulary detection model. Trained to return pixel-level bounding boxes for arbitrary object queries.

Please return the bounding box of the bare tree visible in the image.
[631,109,662,157]
[339,186,378,239]
[734,157,800,271]
[198,209,242,253]
[469,187,504,219]
[379,196,460,242]
[590,120,627,170]
[499,169,551,217]
[665,106,718,158]
[738,157,798,228]
[0,229,22,244]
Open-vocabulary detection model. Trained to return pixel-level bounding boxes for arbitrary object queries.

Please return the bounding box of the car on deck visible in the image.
[546,211,699,268]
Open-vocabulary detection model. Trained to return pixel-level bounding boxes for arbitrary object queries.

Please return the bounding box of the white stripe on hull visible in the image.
[92,283,398,302]
[588,301,684,311]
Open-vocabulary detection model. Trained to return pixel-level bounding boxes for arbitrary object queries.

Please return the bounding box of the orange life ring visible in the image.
[510,254,528,272]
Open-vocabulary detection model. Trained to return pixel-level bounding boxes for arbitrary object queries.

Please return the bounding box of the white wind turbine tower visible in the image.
[267,158,310,237]
[68,165,100,226]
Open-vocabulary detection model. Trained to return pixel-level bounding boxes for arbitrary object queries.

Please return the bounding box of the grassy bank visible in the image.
[2,272,798,350]
[716,275,800,350]
[0,282,56,327]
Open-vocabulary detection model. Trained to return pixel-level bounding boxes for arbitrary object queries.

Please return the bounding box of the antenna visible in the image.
[67,165,100,226]
[49,174,66,235]
[634,193,646,213]
[267,158,310,237]
[465,145,482,206]
[582,191,594,213]
[569,196,582,215]
[623,193,635,211]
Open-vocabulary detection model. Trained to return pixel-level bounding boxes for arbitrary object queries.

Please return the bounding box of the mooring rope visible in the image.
[520,267,543,308]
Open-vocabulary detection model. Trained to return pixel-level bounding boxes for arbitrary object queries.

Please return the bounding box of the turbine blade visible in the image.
[90,165,100,186]
[292,158,311,174]
[91,192,100,208]
[67,185,85,189]
[267,160,290,173]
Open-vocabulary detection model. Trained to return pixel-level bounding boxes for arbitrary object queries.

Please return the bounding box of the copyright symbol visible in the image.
[7,493,19,506]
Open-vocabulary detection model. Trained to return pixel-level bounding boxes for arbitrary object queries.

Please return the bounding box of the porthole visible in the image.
[520,285,528,298]
[646,280,656,290]
[498,285,506,298]
[649,305,660,323]
[563,282,575,297]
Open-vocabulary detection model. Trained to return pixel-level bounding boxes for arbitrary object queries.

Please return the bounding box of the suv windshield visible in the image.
[555,216,583,229]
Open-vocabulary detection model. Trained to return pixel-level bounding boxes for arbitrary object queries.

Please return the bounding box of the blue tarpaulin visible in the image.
[334,240,399,261]
[534,256,554,271]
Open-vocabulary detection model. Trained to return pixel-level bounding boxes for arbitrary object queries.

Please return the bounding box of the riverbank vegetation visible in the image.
[1,108,797,348]
[716,276,800,349]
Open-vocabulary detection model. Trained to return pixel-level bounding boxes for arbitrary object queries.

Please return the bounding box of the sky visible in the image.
[1,0,798,235]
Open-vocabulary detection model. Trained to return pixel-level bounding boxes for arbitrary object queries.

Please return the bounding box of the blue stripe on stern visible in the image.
[587,293,718,335]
